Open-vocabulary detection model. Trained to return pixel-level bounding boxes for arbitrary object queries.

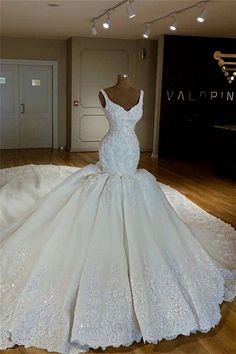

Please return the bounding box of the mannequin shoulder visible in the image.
[104,86,140,97]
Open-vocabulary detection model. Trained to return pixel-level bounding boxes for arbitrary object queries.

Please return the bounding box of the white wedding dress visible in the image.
[0,89,236,354]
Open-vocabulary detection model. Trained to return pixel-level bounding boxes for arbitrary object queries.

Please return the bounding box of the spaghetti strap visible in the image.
[99,89,108,109]
[99,89,108,100]
[139,89,144,103]
[100,88,143,111]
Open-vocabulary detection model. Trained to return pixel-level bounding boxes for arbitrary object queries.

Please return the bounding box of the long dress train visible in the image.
[0,89,235,354]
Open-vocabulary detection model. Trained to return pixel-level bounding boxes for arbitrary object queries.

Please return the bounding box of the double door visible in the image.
[0,64,52,149]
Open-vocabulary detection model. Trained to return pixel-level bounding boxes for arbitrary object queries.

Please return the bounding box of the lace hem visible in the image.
[0,313,223,354]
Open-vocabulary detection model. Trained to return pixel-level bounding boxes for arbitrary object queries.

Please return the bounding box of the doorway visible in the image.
[0,59,58,149]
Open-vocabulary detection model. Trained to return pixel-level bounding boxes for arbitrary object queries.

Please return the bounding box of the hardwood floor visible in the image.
[1,148,235,227]
[0,149,236,354]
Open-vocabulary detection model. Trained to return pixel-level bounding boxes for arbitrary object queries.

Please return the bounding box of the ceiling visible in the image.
[0,0,236,40]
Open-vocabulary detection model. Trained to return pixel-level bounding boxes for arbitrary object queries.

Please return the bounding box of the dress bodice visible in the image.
[98,88,144,175]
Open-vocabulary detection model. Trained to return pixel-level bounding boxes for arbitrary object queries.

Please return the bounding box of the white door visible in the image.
[0,64,52,149]
[0,64,19,149]
[77,49,129,151]
[70,38,137,152]
[19,65,52,148]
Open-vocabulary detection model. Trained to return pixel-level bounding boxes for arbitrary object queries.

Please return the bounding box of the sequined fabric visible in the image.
[0,89,236,354]
[98,89,143,175]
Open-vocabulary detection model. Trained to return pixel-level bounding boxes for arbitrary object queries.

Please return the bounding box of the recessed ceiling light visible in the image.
[91,20,97,35]
[170,13,178,31]
[48,3,60,7]
[127,0,136,19]
[197,2,207,22]
[143,24,151,39]
[103,12,111,29]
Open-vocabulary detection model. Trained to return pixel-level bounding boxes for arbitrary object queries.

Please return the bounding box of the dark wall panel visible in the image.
[159,35,236,160]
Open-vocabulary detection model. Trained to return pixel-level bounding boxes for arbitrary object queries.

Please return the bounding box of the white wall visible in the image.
[0,36,158,151]
[0,37,67,147]
[67,36,158,152]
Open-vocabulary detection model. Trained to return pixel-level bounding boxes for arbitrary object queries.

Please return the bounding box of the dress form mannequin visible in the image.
[99,74,141,111]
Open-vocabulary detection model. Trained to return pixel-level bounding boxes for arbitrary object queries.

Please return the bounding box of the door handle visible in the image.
[20,104,25,114]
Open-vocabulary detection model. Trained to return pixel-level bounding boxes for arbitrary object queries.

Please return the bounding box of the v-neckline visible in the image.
[100,89,143,112]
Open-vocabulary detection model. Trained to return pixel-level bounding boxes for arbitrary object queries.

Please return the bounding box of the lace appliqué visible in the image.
[98,89,143,176]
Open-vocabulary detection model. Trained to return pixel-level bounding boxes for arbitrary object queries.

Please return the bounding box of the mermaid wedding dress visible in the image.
[0,88,236,354]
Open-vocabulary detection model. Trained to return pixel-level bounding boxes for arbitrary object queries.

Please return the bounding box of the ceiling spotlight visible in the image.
[127,0,136,19]
[143,24,151,39]
[91,20,97,35]
[231,76,234,80]
[197,2,207,23]
[233,72,236,76]
[170,14,178,31]
[103,12,111,29]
